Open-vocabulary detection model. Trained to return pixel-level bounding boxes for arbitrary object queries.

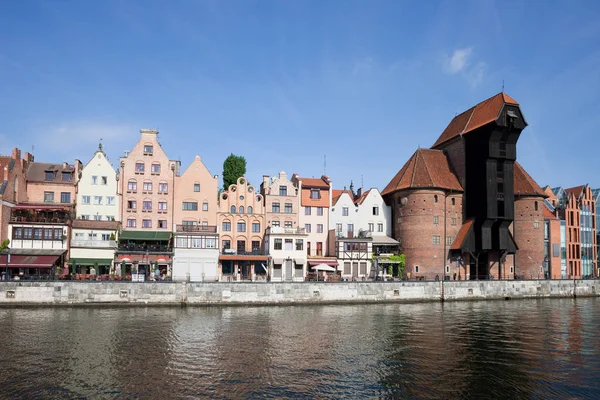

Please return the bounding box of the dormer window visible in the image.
[62,172,72,182]
[310,189,321,199]
[45,171,54,181]
[144,145,153,154]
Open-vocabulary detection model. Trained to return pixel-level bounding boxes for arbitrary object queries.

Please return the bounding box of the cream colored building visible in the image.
[264,226,308,282]
[217,177,267,280]
[77,143,119,222]
[261,171,300,230]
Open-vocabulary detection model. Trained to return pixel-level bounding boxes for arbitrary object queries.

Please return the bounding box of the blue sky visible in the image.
[1,0,600,191]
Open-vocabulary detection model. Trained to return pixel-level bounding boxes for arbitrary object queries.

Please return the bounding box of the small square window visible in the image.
[101,176,108,185]
[194,183,200,192]
[144,145,153,154]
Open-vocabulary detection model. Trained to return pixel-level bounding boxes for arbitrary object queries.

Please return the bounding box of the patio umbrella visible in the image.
[311,263,336,272]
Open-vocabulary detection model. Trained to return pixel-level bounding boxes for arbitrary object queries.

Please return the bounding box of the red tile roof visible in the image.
[354,189,371,205]
[298,177,330,189]
[432,92,519,148]
[450,218,474,251]
[381,148,463,196]
[332,189,352,206]
[513,162,546,197]
[564,185,585,198]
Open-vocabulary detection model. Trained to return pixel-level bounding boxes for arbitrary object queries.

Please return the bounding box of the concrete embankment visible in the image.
[0,279,596,306]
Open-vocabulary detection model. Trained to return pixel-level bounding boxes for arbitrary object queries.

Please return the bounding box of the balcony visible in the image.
[268,226,306,235]
[117,242,172,254]
[221,249,266,256]
[71,239,117,248]
[10,208,71,225]
[176,225,217,233]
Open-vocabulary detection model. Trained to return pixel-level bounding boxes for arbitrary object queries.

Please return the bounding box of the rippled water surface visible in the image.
[1,299,600,399]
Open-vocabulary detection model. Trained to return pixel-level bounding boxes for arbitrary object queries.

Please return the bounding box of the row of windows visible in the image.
[80,215,115,221]
[432,216,458,226]
[45,171,72,182]
[126,200,209,211]
[304,224,324,233]
[399,196,457,207]
[304,206,324,215]
[222,221,261,233]
[44,191,71,203]
[175,236,218,249]
[134,162,162,174]
[229,205,254,214]
[271,221,293,228]
[74,233,112,241]
[13,227,63,240]
[340,206,379,216]
[335,223,384,233]
[127,181,169,193]
[90,176,109,185]
[81,195,116,205]
[272,203,293,213]
[126,219,169,229]
[222,240,262,252]
[274,238,304,251]
[432,235,455,246]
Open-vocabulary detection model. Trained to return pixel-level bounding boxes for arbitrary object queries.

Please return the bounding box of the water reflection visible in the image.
[1,299,600,399]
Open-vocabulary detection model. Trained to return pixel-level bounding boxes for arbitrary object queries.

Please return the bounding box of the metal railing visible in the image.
[71,239,117,248]
[176,225,217,233]
[117,243,172,253]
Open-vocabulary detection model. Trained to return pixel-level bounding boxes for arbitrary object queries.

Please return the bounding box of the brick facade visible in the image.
[514,196,545,279]
[390,189,463,279]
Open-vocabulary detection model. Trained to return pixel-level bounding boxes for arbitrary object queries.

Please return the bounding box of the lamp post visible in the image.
[4,246,10,281]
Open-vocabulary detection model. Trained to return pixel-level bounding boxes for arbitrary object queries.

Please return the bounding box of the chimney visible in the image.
[11,148,21,160]
[357,188,362,198]
[24,152,34,162]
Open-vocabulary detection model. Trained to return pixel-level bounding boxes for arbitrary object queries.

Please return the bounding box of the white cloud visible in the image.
[444,47,473,74]
[466,61,486,88]
[34,122,137,163]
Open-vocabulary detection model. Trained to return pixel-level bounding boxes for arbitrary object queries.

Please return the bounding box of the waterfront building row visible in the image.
[1,92,597,281]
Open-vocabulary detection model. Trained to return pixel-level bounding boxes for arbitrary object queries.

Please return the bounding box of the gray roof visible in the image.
[27,162,75,184]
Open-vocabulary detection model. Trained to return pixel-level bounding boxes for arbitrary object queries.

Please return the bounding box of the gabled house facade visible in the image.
[217,177,267,281]
[116,129,178,280]
[172,155,220,282]
[76,143,119,222]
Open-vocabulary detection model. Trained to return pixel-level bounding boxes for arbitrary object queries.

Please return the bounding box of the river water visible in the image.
[1,298,599,399]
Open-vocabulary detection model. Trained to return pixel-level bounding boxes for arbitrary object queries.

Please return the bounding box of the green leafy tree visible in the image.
[0,239,9,253]
[222,154,247,190]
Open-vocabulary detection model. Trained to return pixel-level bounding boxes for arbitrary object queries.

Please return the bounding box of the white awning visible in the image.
[272,258,284,265]
[371,235,399,245]
[294,257,307,265]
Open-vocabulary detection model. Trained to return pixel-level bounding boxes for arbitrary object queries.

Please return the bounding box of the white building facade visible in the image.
[69,219,119,276]
[77,144,120,222]
[172,225,219,282]
[264,226,308,282]
[330,188,392,238]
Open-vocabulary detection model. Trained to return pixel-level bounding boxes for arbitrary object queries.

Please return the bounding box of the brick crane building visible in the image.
[383,93,546,280]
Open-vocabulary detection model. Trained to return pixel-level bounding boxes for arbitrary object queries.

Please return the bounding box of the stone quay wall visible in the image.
[0,279,597,306]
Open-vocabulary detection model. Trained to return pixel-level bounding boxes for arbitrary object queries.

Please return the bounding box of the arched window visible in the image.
[534,201,538,211]
[248,206,253,214]
[451,198,455,206]
[239,205,245,214]
[231,205,236,214]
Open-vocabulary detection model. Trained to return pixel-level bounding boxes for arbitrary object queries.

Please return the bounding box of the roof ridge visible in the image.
[418,149,435,187]
[409,150,419,187]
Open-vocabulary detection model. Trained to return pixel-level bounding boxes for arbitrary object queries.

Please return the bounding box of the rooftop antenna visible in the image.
[502,79,505,92]
[361,174,364,189]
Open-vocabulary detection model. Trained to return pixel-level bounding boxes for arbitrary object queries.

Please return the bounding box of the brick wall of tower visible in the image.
[391,189,463,279]
[514,196,545,279]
